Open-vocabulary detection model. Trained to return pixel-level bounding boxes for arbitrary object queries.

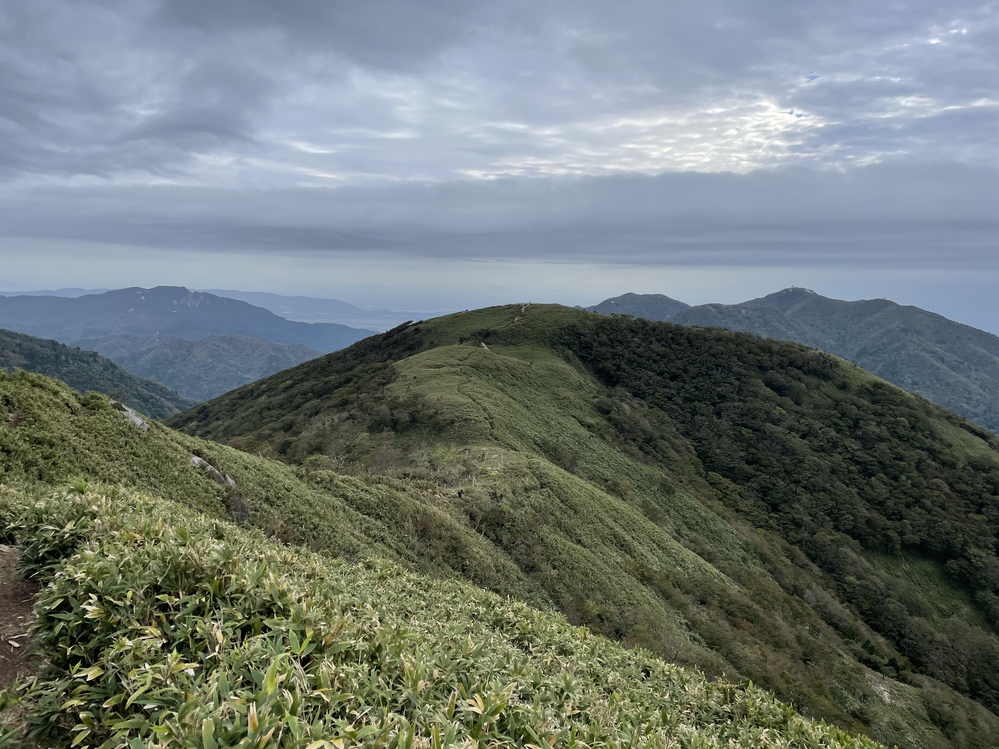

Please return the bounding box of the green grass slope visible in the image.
[170,304,999,749]
[0,328,193,420]
[0,483,878,748]
[0,369,538,601]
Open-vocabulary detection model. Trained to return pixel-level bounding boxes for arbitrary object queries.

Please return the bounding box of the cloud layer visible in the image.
[3,0,996,185]
[0,0,996,306]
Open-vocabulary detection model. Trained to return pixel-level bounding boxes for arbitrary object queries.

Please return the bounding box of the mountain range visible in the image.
[0,286,374,350]
[0,362,881,748]
[1,287,426,332]
[200,289,415,331]
[588,288,999,434]
[0,287,375,402]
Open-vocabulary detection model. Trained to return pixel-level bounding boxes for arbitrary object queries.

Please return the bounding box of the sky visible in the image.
[1,1,998,327]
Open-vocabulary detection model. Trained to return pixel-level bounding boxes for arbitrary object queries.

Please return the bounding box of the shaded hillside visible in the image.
[591,288,999,434]
[0,286,375,352]
[0,483,878,749]
[78,333,321,401]
[0,328,192,419]
[171,304,999,749]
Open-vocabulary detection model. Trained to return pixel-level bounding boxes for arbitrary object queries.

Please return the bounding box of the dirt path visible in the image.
[0,544,37,689]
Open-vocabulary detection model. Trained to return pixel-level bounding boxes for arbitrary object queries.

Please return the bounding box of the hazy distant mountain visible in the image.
[591,288,999,433]
[0,288,109,298]
[0,286,375,352]
[79,334,321,401]
[201,289,416,331]
[0,328,192,419]
[0,287,375,402]
[586,292,690,319]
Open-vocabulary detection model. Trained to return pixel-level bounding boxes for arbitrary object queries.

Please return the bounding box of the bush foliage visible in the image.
[0,484,880,748]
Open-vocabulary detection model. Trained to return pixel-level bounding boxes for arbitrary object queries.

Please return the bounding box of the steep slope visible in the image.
[78,334,321,401]
[0,328,192,419]
[0,286,375,352]
[171,304,999,749]
[596,288,999,434]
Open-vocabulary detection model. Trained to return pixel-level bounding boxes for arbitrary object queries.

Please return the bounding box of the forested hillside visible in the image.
[591,288,999,434]
[0,328,192,419]
[80,334,320,401]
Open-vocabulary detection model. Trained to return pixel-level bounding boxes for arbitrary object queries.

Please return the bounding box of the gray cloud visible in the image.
[2,161,995,268]
[1,0,996,184]
[153,0,480,71]
[1,0,996,313]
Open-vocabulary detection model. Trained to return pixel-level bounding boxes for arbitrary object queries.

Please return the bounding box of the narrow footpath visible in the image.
[0,544,36,689]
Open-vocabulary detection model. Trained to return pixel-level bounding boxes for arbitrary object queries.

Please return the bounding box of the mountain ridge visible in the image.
[0,286,375,404]
[589,289,999,433]
[167,303,999,748]
[0,286,375,351]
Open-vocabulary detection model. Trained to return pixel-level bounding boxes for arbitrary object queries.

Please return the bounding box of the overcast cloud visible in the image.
[1,1,997,326]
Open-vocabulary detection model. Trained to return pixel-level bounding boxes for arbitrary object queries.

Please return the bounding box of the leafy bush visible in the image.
[1,484,880,748]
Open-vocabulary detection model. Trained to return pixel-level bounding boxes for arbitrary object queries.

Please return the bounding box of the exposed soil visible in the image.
[0,544,37,689]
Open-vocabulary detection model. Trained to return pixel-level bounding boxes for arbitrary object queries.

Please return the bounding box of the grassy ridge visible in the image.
[169,304,999,748]
[0,483,879,748]
[0,369,538,602]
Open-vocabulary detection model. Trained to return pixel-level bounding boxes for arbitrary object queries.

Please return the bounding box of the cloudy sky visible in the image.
[1,1,997,327]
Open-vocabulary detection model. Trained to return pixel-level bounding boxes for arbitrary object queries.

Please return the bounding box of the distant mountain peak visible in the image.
[586,292,689,320]
[761,286,821,300]
[783,286,817,295]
